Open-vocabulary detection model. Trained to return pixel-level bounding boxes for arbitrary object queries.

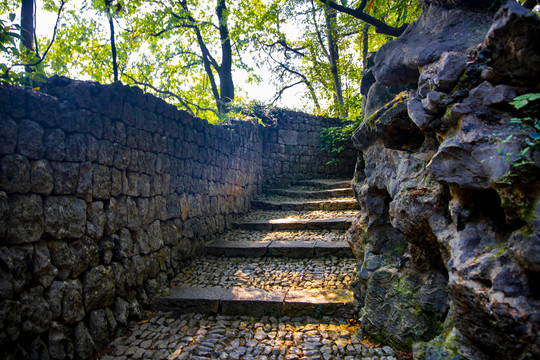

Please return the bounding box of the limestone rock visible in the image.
[373,4,493,86]
[481,0,540,86]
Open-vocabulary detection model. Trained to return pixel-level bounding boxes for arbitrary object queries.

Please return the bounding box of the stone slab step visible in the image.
[265,188,354,199]
[292,179,351,190]
[232,217,354,231]
[205,240,354,258]
[251,198,359,211]
[153,287,356,317]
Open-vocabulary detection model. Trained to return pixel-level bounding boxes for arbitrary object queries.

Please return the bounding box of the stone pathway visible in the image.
[97,179,399,360]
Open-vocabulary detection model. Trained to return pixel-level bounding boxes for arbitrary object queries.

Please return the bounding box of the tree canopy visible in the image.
[13,0,529,121]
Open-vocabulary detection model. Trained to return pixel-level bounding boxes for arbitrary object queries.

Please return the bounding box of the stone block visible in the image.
[0,299,20,343]
[65,133,87,162]
[221,288,286,317]
[51,161,80,194]
[69,237,99,278]
[62,280,85,324]
[283,289,356,316]
[30,159,54,195]
[92,164,111,199]
[20,286,52,334]
[153,286,224,313]
[33,241,57,287]
[44,196,87,239]
[205,241,271,257]
[17,119,44,159]
[6,194,44,244]
[0,154,31,193]
[314,241,354,258]
[82,265,115,311]
[0,118,17,154]
[74,322,95,360]
[43,130,66,161]
[268,241,315,258]
[48,241,74,280]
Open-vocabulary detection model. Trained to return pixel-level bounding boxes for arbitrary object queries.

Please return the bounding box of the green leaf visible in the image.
[9,13,15,22]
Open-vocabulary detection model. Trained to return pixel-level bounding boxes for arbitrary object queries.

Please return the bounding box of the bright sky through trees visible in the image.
[1,0,423,122]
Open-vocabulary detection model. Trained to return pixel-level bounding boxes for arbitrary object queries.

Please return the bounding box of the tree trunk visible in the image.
[107,14,118,82]
[324,6,345,117]
[105,1,118,82]
[216,0,234,114]
[21,0,35,72]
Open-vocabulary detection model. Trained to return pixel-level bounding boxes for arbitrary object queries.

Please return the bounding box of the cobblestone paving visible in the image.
[99,312,397,360]
[169,256,357,290]
[215,230,347,243]
[238,210,358,222]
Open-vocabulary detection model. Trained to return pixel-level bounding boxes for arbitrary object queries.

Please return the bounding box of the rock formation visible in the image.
[350,1,540,359]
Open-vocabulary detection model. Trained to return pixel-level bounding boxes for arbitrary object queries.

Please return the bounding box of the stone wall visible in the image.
[0,76,355,359]
[259,109,357,187]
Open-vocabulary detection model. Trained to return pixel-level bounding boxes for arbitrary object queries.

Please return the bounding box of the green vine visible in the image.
[320,116,362,165]
[497,93,540,184]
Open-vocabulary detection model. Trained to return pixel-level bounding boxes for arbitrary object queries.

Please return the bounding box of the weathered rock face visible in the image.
[351,1,540,359]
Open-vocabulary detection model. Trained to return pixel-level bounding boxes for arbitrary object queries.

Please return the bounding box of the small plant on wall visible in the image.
[497,93,540,184]
[320,116,362,165]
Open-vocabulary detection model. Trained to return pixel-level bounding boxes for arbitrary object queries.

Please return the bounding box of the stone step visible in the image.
[153,287,356,317]
[232,217,354,231]
[265,187,354,199]
[205,240,354,258]
[251,198,359,211]
[292,179,351,190]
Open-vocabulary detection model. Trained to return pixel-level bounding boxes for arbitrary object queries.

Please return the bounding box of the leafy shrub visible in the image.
[320,116,362,165]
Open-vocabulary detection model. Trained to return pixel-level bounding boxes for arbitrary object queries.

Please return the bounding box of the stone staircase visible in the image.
[153,179,359,318]
[97,179,400,360]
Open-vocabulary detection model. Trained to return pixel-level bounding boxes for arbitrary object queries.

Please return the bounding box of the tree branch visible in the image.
[21,0,65,68]
[317,0,407,37]
[123,74,199,116]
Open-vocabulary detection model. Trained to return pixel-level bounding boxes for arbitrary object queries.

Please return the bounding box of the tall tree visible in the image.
[104,0,119,82]
[324,5,345,116]
[20,0,34,72]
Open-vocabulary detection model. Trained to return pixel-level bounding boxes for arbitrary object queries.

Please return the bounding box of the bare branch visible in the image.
[317,0,407,37]
[20,0,66,68]
[123,74,198,116]
[271,80,303,104]
[310,0,330,61]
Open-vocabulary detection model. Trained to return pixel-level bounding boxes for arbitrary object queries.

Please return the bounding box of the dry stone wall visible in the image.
[259,109,356,187]
[0,76,355,360]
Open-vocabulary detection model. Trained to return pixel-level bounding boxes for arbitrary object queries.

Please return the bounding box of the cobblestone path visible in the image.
[97,179,399,360]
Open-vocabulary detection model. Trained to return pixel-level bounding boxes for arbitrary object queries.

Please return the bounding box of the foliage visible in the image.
[226,100,279,126]
[0,15,46,88]
[320,115,362,164]
[497,93,540,183]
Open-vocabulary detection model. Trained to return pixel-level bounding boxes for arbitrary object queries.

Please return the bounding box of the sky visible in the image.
[15,0,307,110]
